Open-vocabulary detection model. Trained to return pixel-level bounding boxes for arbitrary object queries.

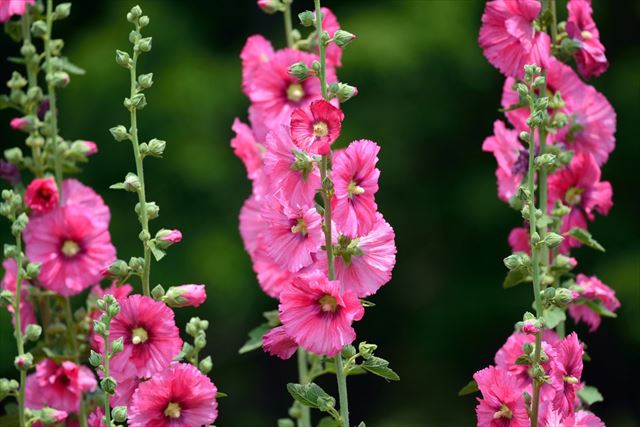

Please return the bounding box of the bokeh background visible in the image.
[1,0,638,425]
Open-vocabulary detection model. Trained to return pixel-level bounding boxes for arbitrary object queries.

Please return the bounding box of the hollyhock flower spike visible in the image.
[279,270,364,357]
[290,99,344,155]
[128,362,218,427]
[566,0,608,79]
[262,325,298,360]
[0,0,35,22]
[473,366,529,427]
[24,177,59,214]
[568,274,620,332]
[478,0,550,78]
[552,333,584,417]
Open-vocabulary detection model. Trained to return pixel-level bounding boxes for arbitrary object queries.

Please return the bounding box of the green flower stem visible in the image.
[64,297,88,427]
[283,0,294,48]
[549,0,558,45]
[103,332,112,427]
[297,349,311,427]
[13,234,26,427]
[334,354,349,427]
[129,26,152,297]
[314,0,328,99]
[45,0,63,193]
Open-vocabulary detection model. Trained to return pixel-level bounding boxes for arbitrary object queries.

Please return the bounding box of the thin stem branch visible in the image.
[334,354,349,427]
[103,333,112,426]
[45,0,63,194]
[63,297,88,427]
[283,0,294,48]
[549,0,558,45]
[13,234,26,427]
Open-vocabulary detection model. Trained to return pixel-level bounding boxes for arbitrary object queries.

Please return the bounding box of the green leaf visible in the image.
[360,299,376,307]
[109,182,126,190]
[542,306,566,329]
[458,380,479,396]
[147,240,166,261]
[583,299,617,318]
[357,423,366,427]
[362,356,400,381]
[503,266,531,289]
[238,322,272,354]
[286,383,332,409]
[565,228,605,252]
[215,391,228,398]
[60,57,86,75]
[578,385,603,406]
[317,417,341,427]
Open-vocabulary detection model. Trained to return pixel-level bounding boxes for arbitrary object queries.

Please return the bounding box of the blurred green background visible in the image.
[1,0,638,425]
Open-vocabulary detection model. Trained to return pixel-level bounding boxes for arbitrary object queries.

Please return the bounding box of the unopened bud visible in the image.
[101,376,117,394]
[89,350,103,367]
[289,62,311,80]
[25,324,42,341]
[333,30,356,48]
[199,356,213,374]
[111,337,124,354]
[358,342,377,360]
[298,10,315,27]
[124,173,141,192]
[112,406,127,423]
[109,125,130,142]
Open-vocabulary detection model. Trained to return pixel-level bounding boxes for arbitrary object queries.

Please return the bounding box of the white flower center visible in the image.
[287,83,305,102]
[347,181,365,198]
[313,121,329,138]
[581,30,593,40]
[131,327,148,345]
[61,240,80,257]
[318,295,338,313]
[164,402,181,419]
[565,187,583,206]
[291,218,308,236]
[493,404,512,420]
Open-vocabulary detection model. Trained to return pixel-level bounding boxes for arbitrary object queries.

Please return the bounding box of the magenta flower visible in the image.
[109,360,141,408]
[1,258,37,334]
[261,195,323,272]
[81,140,98,156]
[61,179,111,231]
[241,35,274,96]
[239,194,265,258]
[231,118,264,180]
[478,0,550,78]
[508,227,530,254]
[551,332,583,417]
[24,205,116,296]
[482,120,528,202]
[566,0,608,79]
[109,295,183,378]
[25,359,97,413]
[252,248,295,298]
[164,284,207,308]
[279,270,364,356]
[264,125,321,207]
[568,274,620,332]
[331,139,380,237]
[263,325,298,360]
[25,177,59,214]
[9,116,31,131]
[158,228,182,244]
[291,99,344,155]
[473,366,529,427]
[128,362,218,427]
[88,406,105,427]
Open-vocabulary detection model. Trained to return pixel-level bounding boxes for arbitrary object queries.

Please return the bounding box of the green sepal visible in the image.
[458,379,479,396]
[503,266,531,289]
[565,227,605,252]
[238,322,272,354]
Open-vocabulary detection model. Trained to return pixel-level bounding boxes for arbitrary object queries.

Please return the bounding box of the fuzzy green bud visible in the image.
[516,83,529,97]
[0,290,14,308]
[112,406,127,423]
[14,353,33,370]
[129,5,142,20]
[554,288,575,305]
[199,356,213,374]
[341,344,357,359]
[358,342,377,360]
[151,284,166,300]
[139,15,150,27]
[317,395,336,412]
[101,376,117,394]
[137,37,152,53]
[31,21,47,38]
[25,324,42,342]
[111,337,124,354]
[54,3,71,20]
[89,350,103,367]
[289,62,311,80]
[124,172,141,192]
[115,50,132,68]
[333,30,356,48]
[107,259,129,277]
[523,342,534,355]
[298,10,315,27]
[93,320,107,337]
[503,252,530,270]
[147,138,166,157]
[278,419,295,427]
[542,232,564,248]
[109,125,130,142]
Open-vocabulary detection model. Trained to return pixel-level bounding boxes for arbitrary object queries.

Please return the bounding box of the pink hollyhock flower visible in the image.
[568,274,620,332]
[109,360,141,408]
[89,282,133,351]
[25,359,97,413]
[552,332,583,417]
[247,48,336,131]
[279,270,364,356]
[25,177,59,213]
[9,116,31,131]
[251,248,295,298]
[319,7,343,68]
[482,120,528,202]
[502,58,615,165]
[164,284,207,307]
[573,411,606,427]
[241,35,274,95]
[256,0,279,14]
[239,194,265,258]
[158,229,182,244]
[264,125,321,207]
[61,179,111,230]
[109,295,183,378]
[478,0,550,78]
[542,408,604,427]
[0,159,20,185]
[473,366,529,427]
[24,205,116,296]
[331,140,380,237]
[566,0,608,79]
[231,118,264,180]
[263,325,298,360]
[548,152,612,250]
[261,194,323,272]
[81,140,98,156]
[128,362,218,427]
[1,258,37,334]
[508,226,530,254]
[88,407,105,427]
[290,99,344,155]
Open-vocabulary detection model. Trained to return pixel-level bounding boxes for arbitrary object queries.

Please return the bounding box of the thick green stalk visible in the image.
[297,349,311,427]
[129,32,152,297]
[13,235,26,427]
[64,297,88,427]
[314,0,328,99]
[334,354,349,427]
[103,333,112,426]
[549,0,558,45]
[283,0,294,48]
[45,0,63,193]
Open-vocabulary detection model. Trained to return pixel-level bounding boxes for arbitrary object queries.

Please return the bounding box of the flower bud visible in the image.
[48,71,70,88]
[298,10,315,27]
[522,319,539,335]
[155,229,182,249]
[115,50,132,68]
[14,353,33,370]
[147,138,166,157]
[135,201,159,220]
[54,3,71,20]
[199,356,213,374]
[106,259,129,277]
[124,172,141,192]
[341,344,356,359]
[111,337,124,354]
[541,232,564,248]
[534,153,556,170]
[93,320,107,337]
[109,125,130,142]
[333,30,356,48]
[163,284,206,308]
[10,116,34,133]
[194,332,207,350]
[138,73,154,90]
[533,76,546,88]
[129,5,142,20]
[138,15,150,27]
[554,288,575,305]
[89,350,103,367]
[0,160,20,185]
[112,406,127,423]
[289,62,311,80]
[129,30,141,44]
[358,342,377,360]
[137,37,152,53]
[523,342,534,355]
[516,83,529,97]
[543,287,556,299]
[25,262,41,279]
[151,284,166,300]
[0,290,14,308]
[278,419,295,427]
[258,0,281,14]
[101,376,117,394]
[31,20,47,38]
[129,256,145,272]
[25,324,42,342]
[39,407,68,424]
[503,252,530,271]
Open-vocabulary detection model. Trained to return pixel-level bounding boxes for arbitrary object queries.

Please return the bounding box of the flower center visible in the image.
[347,180,365,198]
[318,295,338,313]
[313,121,329,138]
[287,83,305,102]
[581,30,592,40]
[38,187,53,200]
[291,218,308,236]
[493,404,513,420]
[564,187,584,206]
[131,327,149,345]
[563,375,579,384]
[61,240,80,257]
[164,402,181,419]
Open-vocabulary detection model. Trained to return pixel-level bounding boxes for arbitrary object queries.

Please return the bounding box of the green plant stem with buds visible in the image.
[297,349,311,427]
[63,296,88,427]
[45,0,63,193]
[13,233,26,427]
[283,0,294,48]
[102,333,113,426]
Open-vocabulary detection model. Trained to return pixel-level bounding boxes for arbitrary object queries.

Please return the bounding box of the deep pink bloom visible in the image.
[165,284,207,307]
[482,120,528,202]
[24,205,116,296]
[263,325,298,360]
[508,227,530,254]
[320,7,343,68]
[88,407,105,427]
[521,319,539,335]
[291,99,344,155]
[331,140,380,237]
[9,116,31,131]
[61,179,111,231]
[231,118,264,180]
[25,177,59,213]
[128,362,218,427]
[1,258,37,334]
[473,366,529,427]
[239,194,265,258]
[573,411,606,427]
[566,0,608,79]
[241,35,274,95]
[479,0,550,78]
[81,140,98,156]
[279,270,364,356]
[542,408,604,427]
[263,125,321,207]
[109,295,183,379]
[568,274,620,332]
[251,248,295,298]
[552,332,583,417]
[25,359,97,413]
[261,195,323,272]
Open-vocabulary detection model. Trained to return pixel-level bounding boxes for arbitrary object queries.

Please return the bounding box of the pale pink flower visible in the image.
[25,177,59,213]
[319,7,343,68]
[24,205,116,296]
[482,120,528,202]
[1,258,36,334]
[109,295,183,379]
[128,362,218,427]
[164,284,207,307]
[263,325,298,360]
[331,139,380,237]
[261,195,323,272]
[241,35,274,95]
[264,125,321,207]
[479,0,550,78]
[279,270,364,356]
[290,99,344,155]
[568,274,620,332]
[566,0,608,79]
[25,359,97,413]
[87,407,105,427]
[81,140,98,156]
[231,118,264,180]
[61,179,111,231]
[573,411,606,427]
[552,332,583,417]
[473,366,529,427]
